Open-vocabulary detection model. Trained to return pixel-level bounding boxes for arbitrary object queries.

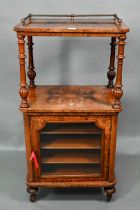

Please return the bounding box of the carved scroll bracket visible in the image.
[30,116,46,132]
[94,117,111,134]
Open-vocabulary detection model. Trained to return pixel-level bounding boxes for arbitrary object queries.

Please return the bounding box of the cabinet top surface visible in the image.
[14,14,129,35]
[20,85,121,113]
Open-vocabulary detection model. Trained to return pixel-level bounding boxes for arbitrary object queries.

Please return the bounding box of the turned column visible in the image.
[113,35,126,109]
[27,36,36,88]
[107,37,116,88]
[18,35,29,108]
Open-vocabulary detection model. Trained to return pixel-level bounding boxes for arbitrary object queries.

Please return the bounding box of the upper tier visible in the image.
[20,85,121,113]
[14,14,129,36]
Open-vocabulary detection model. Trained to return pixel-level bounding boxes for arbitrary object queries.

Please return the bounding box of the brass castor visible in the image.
[27,187,39,202]
[104,186,116,201]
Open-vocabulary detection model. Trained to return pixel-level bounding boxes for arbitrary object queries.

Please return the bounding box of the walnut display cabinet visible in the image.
[13,14,129,202]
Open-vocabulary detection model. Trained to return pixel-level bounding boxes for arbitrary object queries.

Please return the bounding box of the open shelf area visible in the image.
[20,85,121,113]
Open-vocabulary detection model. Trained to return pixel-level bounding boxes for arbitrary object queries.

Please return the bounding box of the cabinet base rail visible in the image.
[27,178,116,202]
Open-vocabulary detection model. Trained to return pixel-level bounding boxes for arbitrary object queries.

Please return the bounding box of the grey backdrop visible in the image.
[0,0,140,209]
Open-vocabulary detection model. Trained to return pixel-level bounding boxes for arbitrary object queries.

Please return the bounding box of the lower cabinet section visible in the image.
[24,114,118,202]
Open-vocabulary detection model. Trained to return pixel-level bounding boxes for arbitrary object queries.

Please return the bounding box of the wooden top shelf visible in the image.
[20,85,121,113]
[14,14,129,36]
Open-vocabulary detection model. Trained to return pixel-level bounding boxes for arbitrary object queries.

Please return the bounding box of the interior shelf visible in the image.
[40,134,101,149]
[41,150,101,164]
[41,164,101,177]
[41,122,101,134]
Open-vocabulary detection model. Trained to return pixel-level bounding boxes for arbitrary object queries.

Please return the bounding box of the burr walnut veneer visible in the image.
[13,14,129,202]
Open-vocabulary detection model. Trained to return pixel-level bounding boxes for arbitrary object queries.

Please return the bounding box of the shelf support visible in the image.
[17,35,29,108]
[113,35,126,109]
[27,36,36,88]
[107,37,116,88]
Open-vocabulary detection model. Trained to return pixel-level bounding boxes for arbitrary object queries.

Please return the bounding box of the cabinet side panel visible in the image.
[23,114,33,182]
[100,116,112,180]
[108,115,118,182]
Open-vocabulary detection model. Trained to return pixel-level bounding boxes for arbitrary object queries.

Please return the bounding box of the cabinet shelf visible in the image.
[41,123,101,135]
[41,150,101,164]
[41,135,101,149]
[41,164,101,177]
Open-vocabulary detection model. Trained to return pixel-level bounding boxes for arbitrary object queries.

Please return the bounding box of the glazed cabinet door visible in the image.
[25,115,113,184]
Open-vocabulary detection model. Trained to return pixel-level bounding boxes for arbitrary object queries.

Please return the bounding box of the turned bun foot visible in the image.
[27,187,39,202]
[30,193,37,202]
[104,186,116,201]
